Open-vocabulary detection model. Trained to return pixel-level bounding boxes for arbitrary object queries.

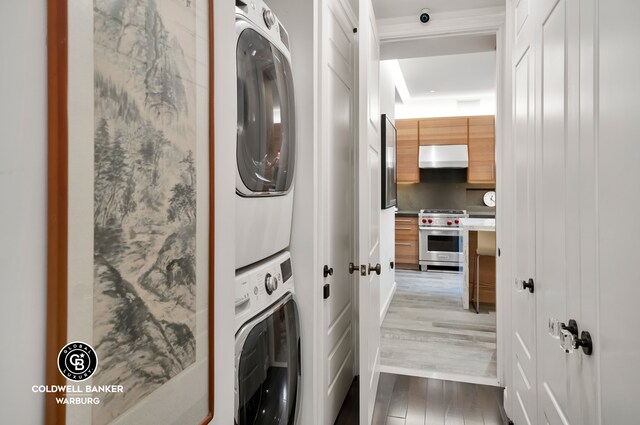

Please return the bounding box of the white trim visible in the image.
[379,364,502,388]
[379,280,397,325]
[373,7,509,396]
[378,7,506,41]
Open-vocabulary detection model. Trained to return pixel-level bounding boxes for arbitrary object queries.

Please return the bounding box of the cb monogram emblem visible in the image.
[57,341,98,382]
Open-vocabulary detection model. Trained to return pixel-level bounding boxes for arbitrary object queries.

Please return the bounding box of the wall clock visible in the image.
[483,191,496,207]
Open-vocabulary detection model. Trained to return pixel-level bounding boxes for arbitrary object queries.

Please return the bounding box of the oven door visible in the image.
[235,293,300,425]
[419,227,464,265]
[236,21,296,197]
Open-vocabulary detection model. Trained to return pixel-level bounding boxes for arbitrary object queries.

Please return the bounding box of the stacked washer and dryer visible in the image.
[233,1,301,424]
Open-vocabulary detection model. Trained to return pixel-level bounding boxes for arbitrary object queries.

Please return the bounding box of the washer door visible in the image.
[236,26,296,196]
[235,294,300,425]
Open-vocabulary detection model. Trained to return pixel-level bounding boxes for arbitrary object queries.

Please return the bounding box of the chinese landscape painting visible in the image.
[91,0,197,423]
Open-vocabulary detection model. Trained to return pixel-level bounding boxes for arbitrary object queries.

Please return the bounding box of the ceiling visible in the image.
[396,51,496,100]
[373,0,505,20]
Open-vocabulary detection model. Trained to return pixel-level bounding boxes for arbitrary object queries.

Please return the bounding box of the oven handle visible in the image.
[419,227,463,235]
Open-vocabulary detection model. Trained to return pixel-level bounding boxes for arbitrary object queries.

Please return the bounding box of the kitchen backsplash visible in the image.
[397,168,496,215]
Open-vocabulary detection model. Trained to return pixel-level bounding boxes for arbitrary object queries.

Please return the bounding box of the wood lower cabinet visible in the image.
[395,119,419,183]
[468,115,496,184]
[419,117,468,145]
[395,216,419,270]
[468,231,496,304]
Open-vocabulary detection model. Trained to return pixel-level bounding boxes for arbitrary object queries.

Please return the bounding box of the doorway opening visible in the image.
[379,33,502,387]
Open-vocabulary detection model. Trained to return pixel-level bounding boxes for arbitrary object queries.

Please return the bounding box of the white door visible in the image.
[510,0,538,419]
[321,0,357,423]
[535,0,596,423]
[356,1,381,424]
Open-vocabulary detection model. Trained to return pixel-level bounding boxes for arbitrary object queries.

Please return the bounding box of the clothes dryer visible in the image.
[234,251,300,425]
[235,1,296,269]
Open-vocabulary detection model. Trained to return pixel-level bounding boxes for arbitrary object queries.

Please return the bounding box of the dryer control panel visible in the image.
[235,0,291,54]
[234,251,295,332]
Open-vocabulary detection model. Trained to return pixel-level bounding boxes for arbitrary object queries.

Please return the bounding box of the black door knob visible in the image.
[523,278,535,293]
[574,331,593,355]
[323,265,334,278]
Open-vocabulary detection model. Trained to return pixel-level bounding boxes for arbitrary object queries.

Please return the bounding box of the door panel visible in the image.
[511,46,537,425]
[538,1,570,423]
[322,1,356,424]
[358,2,381,424]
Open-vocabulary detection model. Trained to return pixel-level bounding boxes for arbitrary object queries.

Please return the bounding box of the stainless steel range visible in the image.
[418,209,468,272]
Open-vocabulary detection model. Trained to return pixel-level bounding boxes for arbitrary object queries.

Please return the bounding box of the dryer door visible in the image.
[236,27,296,196]
[235,294,300,425]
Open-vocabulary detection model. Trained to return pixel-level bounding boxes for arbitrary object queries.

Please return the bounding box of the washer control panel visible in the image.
[234,251,294,332]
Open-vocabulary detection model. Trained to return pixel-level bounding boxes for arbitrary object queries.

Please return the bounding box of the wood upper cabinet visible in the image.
[419,117,468,145]
[467,115,496,184]
[395,119,419,183]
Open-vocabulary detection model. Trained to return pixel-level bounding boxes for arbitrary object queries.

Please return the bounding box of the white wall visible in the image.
[264,0,319,423]
[212,0,236,422]
[0,1,47,422]
[379,61,396,321]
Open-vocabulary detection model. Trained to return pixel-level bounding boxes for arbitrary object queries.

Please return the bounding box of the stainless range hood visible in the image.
[418,145,469,169]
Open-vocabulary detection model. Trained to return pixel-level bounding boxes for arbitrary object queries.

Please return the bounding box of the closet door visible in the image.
[510,0,538,423]
[535,0,597,423]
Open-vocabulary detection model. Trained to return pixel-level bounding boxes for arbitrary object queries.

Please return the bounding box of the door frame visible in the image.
[376,12,512,391]
[316,0,359,425]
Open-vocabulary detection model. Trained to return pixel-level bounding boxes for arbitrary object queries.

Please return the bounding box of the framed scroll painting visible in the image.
[46,0,214,424]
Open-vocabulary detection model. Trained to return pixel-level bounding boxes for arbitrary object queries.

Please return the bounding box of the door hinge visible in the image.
[323,283,330,299]
[353,27,358,33]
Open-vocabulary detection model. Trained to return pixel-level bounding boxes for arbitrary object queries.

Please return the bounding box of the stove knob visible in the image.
[447,220,452,225]
[265,273,278,295]
[428,219,433,224]
[422,218,427,224]
[454,219,459,224]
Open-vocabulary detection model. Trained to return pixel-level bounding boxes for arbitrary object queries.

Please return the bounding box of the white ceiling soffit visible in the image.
[376,6,506,41]
[372,0,505,20]
[394,51,496,99]
[380,33,496,61]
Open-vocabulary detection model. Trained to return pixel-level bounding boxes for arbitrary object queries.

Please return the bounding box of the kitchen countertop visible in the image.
[460,218,496,231]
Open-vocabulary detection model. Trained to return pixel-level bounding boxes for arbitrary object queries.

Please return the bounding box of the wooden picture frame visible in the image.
[380,114,397,209]
[46,1,214,423]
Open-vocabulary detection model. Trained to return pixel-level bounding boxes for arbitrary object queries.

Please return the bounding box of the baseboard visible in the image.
[380,281,397,324]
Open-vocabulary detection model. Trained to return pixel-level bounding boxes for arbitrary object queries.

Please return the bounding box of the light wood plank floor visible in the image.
[380,270,497,380]
[334,374,506,425]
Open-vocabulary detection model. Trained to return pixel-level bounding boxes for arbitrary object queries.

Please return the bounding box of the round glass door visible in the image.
[236,297,300,425]
[236,28,296,195]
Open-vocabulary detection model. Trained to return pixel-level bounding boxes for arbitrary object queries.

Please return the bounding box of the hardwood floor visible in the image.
[334,373,506,425]
[380,271,497,380]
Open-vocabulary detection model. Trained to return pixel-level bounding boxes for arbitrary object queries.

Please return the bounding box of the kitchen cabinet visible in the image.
[419,117,468,146]
[395,119,419,183]
[468,230,496,304]
[467,115,495,184]
[395,216,419,269]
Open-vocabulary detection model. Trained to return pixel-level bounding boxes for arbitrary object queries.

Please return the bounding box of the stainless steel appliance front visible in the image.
[418,210,467,271]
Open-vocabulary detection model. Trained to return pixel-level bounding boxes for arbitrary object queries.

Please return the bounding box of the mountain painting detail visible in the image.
[92,0,197,423]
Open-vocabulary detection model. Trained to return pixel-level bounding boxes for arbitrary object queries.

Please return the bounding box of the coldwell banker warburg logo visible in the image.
[32,341,124,405]
[58,341,98,381]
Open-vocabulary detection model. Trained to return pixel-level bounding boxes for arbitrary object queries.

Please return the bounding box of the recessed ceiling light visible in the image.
[429,90,436,93]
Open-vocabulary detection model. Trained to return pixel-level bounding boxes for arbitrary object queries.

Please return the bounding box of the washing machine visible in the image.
[235,1,297,269]
[234,251,301,425]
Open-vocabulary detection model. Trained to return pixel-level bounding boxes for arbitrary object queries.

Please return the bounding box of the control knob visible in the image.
[265,273,278,295]
[428,219,433,224]
[454,219,459,224]
[263,9,276,29]
[421,218,427,224]
[447,220,452,225]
